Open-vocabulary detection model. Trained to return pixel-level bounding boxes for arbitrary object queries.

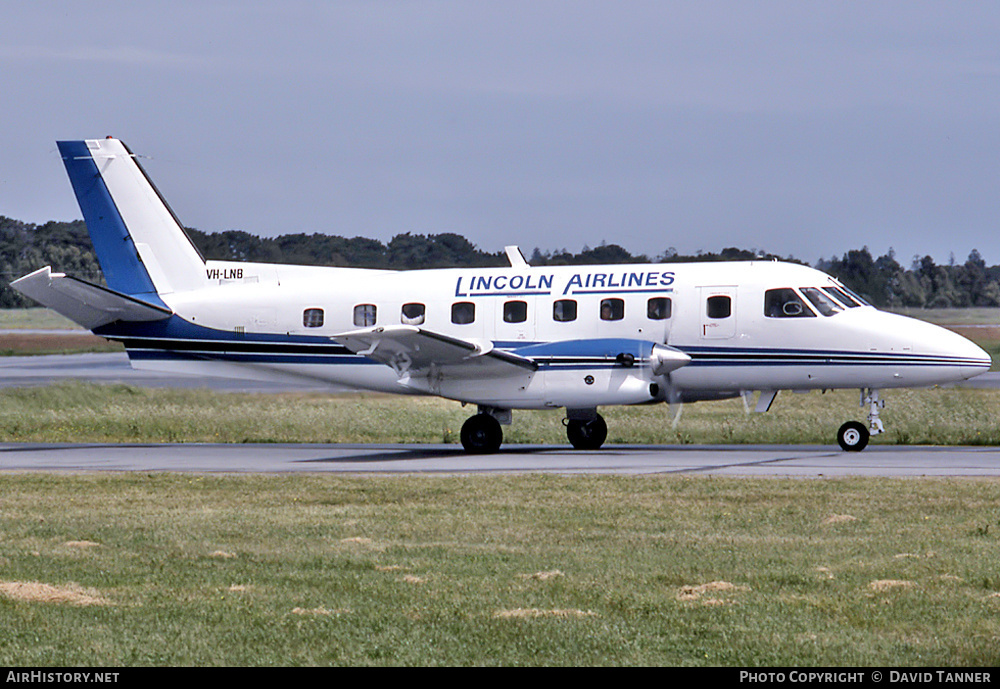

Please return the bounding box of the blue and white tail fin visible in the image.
[11,137,208,329]
[56,137,206,297]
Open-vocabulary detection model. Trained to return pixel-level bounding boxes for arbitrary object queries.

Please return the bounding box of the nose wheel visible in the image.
[837,421,869,452]
[837,388,884,452]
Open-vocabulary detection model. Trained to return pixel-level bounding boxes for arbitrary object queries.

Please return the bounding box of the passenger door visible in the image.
[699,286,737,340]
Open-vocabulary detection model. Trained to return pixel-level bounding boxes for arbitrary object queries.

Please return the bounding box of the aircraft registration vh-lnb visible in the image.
[12,138,992,453]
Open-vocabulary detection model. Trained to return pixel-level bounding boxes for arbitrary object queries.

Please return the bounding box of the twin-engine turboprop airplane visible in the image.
[11,138,992,452]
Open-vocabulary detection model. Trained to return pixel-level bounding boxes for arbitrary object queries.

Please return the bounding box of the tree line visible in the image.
[1,215,996,310]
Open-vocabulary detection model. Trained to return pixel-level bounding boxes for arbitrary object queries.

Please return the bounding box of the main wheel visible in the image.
[837,421,869,452]
[461,414,503,454]
[566,415,608,450]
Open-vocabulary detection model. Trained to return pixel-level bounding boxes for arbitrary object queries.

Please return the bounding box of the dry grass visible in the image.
[0,332,122,355]
[0,581,111,607]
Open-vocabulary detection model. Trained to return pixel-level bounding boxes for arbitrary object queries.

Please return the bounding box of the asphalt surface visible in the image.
[1,442,1000,476]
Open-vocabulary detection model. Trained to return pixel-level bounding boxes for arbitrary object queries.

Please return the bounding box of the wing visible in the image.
[11,266,173,329]
[333,325,538,384]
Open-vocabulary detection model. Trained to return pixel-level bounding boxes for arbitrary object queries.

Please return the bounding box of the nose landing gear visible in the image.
[837,420,869,451]
[837,388,884,452]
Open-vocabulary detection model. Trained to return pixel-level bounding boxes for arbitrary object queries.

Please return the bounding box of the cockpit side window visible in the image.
[764,288,815,318]
[800,287,843,316]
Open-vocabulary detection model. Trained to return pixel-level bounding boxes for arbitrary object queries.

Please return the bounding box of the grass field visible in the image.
[0,380,999,447]
[0,307,998,666]
[0,308,121,355]
[0,473,998,666]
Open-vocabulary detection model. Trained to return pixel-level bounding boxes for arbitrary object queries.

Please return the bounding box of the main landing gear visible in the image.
[460,410,505,454]
[459,407,610,453]
[565,414,608,450]
[836,388,884,452]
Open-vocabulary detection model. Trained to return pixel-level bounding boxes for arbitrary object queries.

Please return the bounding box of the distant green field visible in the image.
[889,306,1000,325]
[0,308,82,330]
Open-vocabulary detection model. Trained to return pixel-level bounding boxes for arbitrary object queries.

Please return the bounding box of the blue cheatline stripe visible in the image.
[127,350,379,366]
[56,141,163,304]
[683,344,989,363]
[125,347,984,371]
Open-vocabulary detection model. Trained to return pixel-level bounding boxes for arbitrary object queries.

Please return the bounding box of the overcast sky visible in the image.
[3,1,999,266]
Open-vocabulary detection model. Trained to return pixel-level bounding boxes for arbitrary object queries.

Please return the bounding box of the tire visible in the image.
[837,421,869,452]
[566,415,608,450]
[460,414,503,454]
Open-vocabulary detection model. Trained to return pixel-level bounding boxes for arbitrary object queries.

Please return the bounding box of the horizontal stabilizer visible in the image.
[11,266,173,330]
[333,325,538,382]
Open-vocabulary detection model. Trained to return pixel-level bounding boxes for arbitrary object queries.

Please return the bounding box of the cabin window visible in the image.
[553,299,577,322]
[822,286,862,308]
[800,287,842,317]
[647,297,672,320]
[353,303,377,327]
[503,300,527,323]
[764,289,814,318]
[600,298,624,321]
[451,301,475,325]
[303,308,324,328]
[401,302,426,325]
[706,295,732,319]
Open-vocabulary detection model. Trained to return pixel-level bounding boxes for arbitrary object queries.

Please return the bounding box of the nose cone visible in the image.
[875,312,991,383]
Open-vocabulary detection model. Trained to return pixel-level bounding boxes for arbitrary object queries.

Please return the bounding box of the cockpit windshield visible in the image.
[800,287,843,316]
[822,286,859,308]
[822,283,869,308]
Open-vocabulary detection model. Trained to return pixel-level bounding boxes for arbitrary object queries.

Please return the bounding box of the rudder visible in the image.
[57,138,206,298]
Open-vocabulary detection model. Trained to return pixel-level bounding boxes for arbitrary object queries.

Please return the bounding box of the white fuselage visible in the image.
[118,257,990,410]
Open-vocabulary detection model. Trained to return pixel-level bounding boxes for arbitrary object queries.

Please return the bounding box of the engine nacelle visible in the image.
[435,338,691,409]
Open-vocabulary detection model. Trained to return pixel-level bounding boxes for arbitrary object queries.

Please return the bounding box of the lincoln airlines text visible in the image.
[455,270,676,297]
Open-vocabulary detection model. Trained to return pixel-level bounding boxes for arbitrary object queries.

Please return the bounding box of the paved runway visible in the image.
[2,442,1000,476]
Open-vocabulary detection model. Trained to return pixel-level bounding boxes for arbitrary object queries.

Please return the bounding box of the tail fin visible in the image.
[57,138,206,297]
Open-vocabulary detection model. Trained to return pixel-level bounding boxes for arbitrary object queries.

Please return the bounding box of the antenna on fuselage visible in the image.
[505,246,529,270]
